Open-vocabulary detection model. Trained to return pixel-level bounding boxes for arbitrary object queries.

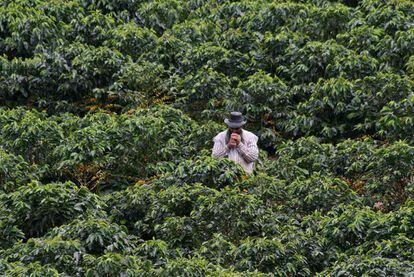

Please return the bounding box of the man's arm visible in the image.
[236,137,258,163]
[212,138,229,158]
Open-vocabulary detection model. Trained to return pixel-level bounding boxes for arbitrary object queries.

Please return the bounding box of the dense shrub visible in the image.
[2,237,83,275]
[0,150,42,192]
[0,0,413,275]
[0,181,103,237]
[46,217,136,255]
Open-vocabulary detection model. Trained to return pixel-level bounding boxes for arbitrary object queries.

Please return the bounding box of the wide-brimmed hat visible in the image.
[224,111,246,128]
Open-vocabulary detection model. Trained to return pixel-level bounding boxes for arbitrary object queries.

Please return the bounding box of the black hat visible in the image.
[224,111,246,128]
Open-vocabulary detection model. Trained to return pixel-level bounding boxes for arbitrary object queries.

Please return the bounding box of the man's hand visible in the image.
[231,133,241,145]
[228,139,237,149]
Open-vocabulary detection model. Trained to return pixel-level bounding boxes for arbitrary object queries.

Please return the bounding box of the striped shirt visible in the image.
[212,129,259,174]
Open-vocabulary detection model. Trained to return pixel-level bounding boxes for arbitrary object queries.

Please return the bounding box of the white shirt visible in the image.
[212,129,259,174]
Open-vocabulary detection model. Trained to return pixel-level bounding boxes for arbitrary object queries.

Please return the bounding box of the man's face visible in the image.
[229,127,242,134]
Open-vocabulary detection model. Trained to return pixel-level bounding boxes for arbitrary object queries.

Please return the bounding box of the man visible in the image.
[212,111,259,174]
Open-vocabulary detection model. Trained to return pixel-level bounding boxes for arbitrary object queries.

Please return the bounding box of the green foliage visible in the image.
[2,236,82,275]
[0,108,64,165]
[155,153,246,189]
[233,236,310,275]
[0,2,64,57]
[0,181,103,237]
[282,40,379,84]
[190,187,269,242]
[197,233,236,267]
[237,173,288,207]
[69,10,116,46]
[0,106,200,189]
[0,0,413,275]
[136,0,190,35]
[110,60,168,108]
[0,149,42,192]
[286,173,357,214]
[171,66,234,118]
[46,217,136,255]
[0,220,24,250]
[177,42,256,78]
[133,239,172,266]
[83,253,150,276]
[166,19,219,45]
[320,255,414,276]
[154,257,233,276]
[106,184,156,234]
[104,23,158,59]
[0,261,60,277]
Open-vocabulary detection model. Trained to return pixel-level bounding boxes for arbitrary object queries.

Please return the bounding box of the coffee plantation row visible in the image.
[1,0,413,275]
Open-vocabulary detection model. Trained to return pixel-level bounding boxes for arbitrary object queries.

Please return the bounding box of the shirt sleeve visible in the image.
[236,136,258,163]
[212,137,229,158]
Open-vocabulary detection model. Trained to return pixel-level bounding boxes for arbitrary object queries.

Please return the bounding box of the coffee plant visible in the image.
[0,0,413,275]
